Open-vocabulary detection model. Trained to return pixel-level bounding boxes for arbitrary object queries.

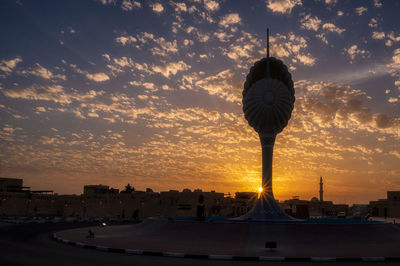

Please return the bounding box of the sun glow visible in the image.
[258,187,263,199]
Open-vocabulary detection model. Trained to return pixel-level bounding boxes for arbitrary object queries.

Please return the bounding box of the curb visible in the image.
[52,233,400,262]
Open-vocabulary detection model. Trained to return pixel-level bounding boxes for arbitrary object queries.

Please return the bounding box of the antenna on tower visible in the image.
[266,28,271,78]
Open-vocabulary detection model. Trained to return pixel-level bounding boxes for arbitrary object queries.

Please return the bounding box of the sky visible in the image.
[0,0,399,204]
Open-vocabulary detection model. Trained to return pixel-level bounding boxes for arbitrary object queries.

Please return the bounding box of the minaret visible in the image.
[319,176,323,202]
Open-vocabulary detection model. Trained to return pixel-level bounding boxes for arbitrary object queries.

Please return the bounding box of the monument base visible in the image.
[229,193,299,222]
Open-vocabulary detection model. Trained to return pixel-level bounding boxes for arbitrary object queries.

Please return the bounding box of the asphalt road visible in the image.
[1,222,400,266]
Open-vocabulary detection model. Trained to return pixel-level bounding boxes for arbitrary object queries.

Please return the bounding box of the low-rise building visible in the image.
[83,185,119,196]
[159,189,226,217]
[369,191,400,218]
[0,177,363,220]
[0,177,24,193]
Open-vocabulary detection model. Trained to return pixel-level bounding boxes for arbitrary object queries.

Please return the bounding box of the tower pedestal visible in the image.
[230,134,296,221]
[230,192,294,221]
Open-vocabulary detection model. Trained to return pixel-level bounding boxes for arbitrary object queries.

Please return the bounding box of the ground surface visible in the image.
[57,218,400,258]
[1,221,400,266]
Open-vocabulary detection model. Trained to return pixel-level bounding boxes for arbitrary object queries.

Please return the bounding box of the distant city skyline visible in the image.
[0,0,399,204]
[0,176,388,205]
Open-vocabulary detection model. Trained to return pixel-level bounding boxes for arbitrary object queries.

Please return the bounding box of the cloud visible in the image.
[161,85,173,91]
[271,32,316,67]
[60,27,76,34]
[18,63,66,80]
[374,113,394,129]
[117,32,178,57]
[151,3,164,13]
[387,49,400,90]
[214,31,234,42]
[224,42,255,62]
[344,45,370,62]
[374,0,382,8]
[35,106,46,113]
[112,56,132,67]
[183,39,194,46]
[320,63,389,84]
[171,2,187,12]
[369,18,378,28]
[138,32,178,57]
[182,5,215,24]
[300,14,321,31]
[99,0,116,5]
[70,64,110,82]
[266,0,302,14]
[130,81,158,92]
[0,57,22,74]
[137,94,148,101]
[204,0,219,12]
[0,124,22,142]
[121,0,141,11]
[219,31,315,69]
[104,55,154,76]
[300,18,344,44]
[185,26,210,43]
[152,61,190,77]
[355,6,367,16]
[296,54,315,66]
[180,69,241,103]
[115,35,137,46]
[1,85,71,104]
[392,48,400,64]
[387,32,400,43]
[325,0,337,5]
[3,0,400,201]
[322,23,345,34]
[1,85,104,104]
[316,33,328,44]
[372,31,385,40]
[294,80,400,138]
[219,13,241,28]
[2,75,399,201]
[85,72,109,82]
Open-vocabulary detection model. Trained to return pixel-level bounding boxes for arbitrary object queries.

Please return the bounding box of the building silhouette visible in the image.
[369,191,400,218]
[2,177,398,219]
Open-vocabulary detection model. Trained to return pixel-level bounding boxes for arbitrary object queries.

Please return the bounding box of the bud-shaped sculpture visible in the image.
[235,55,296,221]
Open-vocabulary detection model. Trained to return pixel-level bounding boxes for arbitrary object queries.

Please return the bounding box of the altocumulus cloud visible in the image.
[152,61,190,78]
[0,0,399,201]
[266,0,302,14]
[0,56,22,74]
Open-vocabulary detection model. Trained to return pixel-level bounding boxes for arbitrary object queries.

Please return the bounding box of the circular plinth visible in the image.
[54,218,400,259]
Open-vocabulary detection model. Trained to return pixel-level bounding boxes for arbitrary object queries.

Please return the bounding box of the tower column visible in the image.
[260,133,275,196]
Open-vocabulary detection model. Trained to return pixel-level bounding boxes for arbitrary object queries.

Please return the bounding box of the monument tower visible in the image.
[233,29,295,221]
[319,176,323,202]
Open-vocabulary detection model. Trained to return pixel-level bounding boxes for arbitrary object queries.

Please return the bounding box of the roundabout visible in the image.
[53,217,400,261]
